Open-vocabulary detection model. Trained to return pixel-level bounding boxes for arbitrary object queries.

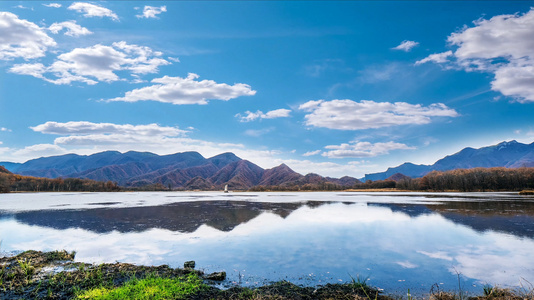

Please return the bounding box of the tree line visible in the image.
[396,167,534,192]
[250,167,534,192]
[0,171,121,193]
[2,165,534,193]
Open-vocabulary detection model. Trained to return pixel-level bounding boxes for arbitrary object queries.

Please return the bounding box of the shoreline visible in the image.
[1,250,528,300]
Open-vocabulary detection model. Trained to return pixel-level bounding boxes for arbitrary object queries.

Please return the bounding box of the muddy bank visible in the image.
[0,251,528,299]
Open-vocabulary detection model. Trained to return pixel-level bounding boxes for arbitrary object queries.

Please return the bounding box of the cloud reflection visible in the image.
[1,193,534,294]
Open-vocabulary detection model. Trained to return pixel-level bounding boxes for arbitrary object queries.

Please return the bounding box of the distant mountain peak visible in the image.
[275,163,291,170]
[364,139,534,181]
[498,140,518,145]
[496,140,519,150]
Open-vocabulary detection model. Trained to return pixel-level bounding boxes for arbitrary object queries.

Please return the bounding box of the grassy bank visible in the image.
[1,250,530,300]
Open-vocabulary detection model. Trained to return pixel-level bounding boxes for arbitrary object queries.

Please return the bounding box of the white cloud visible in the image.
[13,144,67,158]
[137,6,167,19]
[299,99,459,130]
[14,5,32,10]
[0,12,56,60]
[49,21,92,37]
[415,51,453,65]
[108,73,256,105]
[392,40,419,52]
[302,150,321,157]
[417,8,534,102]
[31,121,186,137]
[43,3,61,8]
[236,108,291,122]
[322,141,415,158]
[448,11,534,62]
[491,62,534,102]
[9,42,170,85]
[68,2,119,21]
[1,127,12,132]
[9,63,47,79]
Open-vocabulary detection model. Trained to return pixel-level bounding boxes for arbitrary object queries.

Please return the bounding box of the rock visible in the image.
[184,261,195,269]
[205,271,226,281]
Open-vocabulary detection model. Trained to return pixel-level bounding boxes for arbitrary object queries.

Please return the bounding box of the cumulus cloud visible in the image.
[108,73,256,105]
[137,6,167,19]
[302,150,321,157]
[491,63,534,101]
[299,99,459,130]
[49,21,92,37]
[236,109,291,122]
[31,121,186,136]
[415,51,453,65]
[417,8,534,102]
[68,2,119,21]
[0,12,56,60]
[392,40,419,52]
[322,141,415,158]
[13,144,67,158]
[27,121,191,149]
[9,42,170,85]
[43,3,61,8]
[1,127,12,132]
[9,63,48,80]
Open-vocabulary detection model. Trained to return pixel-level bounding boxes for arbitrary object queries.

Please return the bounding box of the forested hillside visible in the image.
[0,167,121,193]
[396,167,534,192]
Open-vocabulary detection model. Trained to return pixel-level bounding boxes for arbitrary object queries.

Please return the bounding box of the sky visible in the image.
[1,1,534,178]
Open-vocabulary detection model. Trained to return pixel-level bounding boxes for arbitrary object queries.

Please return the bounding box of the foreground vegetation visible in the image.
[1,250,532,300]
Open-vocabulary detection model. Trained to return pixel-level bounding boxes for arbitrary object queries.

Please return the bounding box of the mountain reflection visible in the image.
[6,201,318,234]
[372,200,534,238]
[5,196,534,239]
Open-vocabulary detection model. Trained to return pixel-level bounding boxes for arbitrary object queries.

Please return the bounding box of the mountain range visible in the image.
[0,151,359,190]
[364,140,534,181]
[2,140,534,189]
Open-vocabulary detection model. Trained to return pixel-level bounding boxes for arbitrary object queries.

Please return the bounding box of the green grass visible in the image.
[347,274,383,300]
[17,258,35,280]
[76,273,207,300]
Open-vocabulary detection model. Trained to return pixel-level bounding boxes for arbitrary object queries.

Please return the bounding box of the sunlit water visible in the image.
[1,191,534,296]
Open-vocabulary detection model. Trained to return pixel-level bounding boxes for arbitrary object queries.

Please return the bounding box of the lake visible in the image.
[1,191,534,296]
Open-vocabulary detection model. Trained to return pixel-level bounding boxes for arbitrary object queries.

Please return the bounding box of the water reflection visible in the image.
[374,200,534,238]
[3,201,309,233]
[1,192,534,296]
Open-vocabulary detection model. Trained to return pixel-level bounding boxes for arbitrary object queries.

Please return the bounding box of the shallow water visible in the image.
[1,191,534,296]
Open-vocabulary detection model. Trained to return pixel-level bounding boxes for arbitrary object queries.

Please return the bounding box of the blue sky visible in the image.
[1,1,534,178]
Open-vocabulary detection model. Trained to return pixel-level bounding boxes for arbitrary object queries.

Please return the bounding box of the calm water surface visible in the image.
[1,191,534,296]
